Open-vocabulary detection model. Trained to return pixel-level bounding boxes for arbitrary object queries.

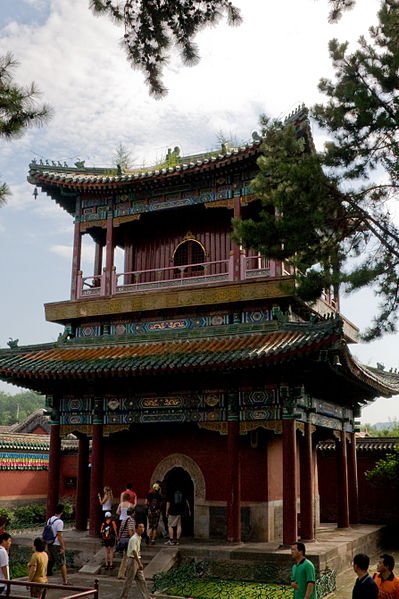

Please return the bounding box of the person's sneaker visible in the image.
[173,540,179,545]
[150,539,155,545]
[164,539,174,545]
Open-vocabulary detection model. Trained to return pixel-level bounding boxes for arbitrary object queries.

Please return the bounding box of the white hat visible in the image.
[105,511,112,518]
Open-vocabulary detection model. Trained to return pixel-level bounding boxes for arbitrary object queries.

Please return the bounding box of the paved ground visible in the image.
[10,526,399,598]
[8,558,392,599]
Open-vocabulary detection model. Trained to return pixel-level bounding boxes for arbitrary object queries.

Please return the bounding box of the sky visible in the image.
[0,0,397,425]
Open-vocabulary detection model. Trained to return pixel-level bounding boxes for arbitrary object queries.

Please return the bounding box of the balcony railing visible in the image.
[75,255,339,310]
[114,259,232,294]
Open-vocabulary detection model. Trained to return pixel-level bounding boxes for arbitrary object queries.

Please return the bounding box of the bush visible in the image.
[60,497,75,522]
[0,507,13,529]
[365,447,399,488]
[13,504,46,528]
[2,500,75,532]
[9,545,32,578]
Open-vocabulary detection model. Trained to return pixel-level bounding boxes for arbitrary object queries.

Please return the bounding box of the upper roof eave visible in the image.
[28,141,262,193]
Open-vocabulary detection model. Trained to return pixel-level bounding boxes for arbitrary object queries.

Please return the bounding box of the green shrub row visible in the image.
[0,498,74,530]
[9,545,75,579]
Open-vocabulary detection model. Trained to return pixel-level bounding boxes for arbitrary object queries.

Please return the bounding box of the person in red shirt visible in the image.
[373,554,399,599]
[120,484,137,508]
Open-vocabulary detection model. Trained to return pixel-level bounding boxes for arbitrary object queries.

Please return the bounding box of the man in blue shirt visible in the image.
[352,553,378,599]
[291,542,317,599]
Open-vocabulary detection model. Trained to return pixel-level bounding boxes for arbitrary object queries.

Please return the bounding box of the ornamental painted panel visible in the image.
[313,399,345,420]
[60,397,91,411]
[240,389,277,406]
[240,408,281,421]
[0,452,48,470]
[61,414,92,425]
[100,392,227,424]
[242,309,272,324]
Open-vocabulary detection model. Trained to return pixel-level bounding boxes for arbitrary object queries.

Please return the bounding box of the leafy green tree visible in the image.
[0,390,45,425]
[361,420,399,437]
[366,446,399,487]
[235,1,399,340]
[0,53,52,205]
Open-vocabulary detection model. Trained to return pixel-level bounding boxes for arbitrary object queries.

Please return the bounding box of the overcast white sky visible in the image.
[0,0,397,424]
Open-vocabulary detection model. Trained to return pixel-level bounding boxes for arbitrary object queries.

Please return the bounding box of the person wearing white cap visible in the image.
[100,512,117,570]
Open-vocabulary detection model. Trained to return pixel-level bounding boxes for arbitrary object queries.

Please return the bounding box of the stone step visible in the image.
[80,544,172,580]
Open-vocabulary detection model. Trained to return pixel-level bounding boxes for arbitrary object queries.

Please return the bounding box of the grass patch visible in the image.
[164,579,293,599]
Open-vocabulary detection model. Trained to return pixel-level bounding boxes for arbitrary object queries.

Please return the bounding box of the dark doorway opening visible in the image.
[164,467,194,537]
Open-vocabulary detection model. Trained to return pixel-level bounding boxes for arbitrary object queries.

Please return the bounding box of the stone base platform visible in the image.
[175,523,383,581]
[12,523,384,597]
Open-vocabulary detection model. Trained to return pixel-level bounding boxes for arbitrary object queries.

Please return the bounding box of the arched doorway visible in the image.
[152,453,206,538]
[164,467,194,537]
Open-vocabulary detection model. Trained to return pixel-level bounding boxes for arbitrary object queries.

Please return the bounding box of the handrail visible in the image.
[2,578,99,599]
[117,258,229,282]
[82,275,102,288]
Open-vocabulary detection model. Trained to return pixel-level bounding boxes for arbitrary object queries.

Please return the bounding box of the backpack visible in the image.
[173,490,183,507]
[101,522,115,541]
[42,517,60,545]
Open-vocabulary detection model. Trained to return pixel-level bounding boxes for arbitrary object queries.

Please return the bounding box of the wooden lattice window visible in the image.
[173,239,205,276]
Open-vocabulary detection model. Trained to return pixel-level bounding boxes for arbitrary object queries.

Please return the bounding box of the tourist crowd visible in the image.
[2,489,398,599]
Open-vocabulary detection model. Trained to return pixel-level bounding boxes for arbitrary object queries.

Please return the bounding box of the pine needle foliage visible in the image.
[312,0,399,340]
[0,53,52,205]
[235,2,399,341]
[233,116,351,304]
[90,0,241,97]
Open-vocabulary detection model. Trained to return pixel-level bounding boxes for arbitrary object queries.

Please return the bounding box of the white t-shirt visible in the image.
[48,516,64,546]
[0,545,9,592]
[102,499,113,511]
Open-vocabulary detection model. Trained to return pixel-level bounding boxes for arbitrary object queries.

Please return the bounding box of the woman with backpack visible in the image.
[100,512,117,570]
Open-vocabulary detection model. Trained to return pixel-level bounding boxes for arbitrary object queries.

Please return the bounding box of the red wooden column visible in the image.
[231,196,242,281]
[336,430,350,528]
[299,422,314,541]
[75,435,89,531]
[226,391,241,542]
[47,406,61,518]
[104,213,114,295]
[94,242,103,279]
[283,418,297,545]
[70,198,82,300]
[348,432,359,524]
[89,399,104,536]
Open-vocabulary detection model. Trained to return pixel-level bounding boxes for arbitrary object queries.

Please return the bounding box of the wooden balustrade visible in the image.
[74,256,338,312]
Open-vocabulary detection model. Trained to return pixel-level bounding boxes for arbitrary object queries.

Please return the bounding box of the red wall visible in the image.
[101,424,271,503]
[0,470,48,499]
[318,450,399,523]
[130,209,232,272]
